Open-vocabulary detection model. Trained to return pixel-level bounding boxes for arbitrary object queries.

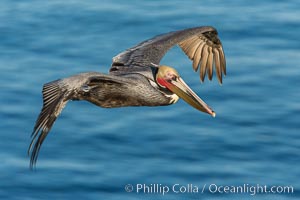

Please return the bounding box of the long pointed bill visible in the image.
[163,77,216,117]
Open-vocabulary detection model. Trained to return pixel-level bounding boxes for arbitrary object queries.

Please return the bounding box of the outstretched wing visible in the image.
[28,72,129,168]
[111,26,226,83]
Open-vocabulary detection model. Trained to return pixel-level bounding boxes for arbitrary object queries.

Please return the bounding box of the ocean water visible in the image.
[0,0,299,199]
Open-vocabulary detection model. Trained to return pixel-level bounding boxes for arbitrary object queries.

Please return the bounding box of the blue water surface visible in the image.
[0,0,299,199]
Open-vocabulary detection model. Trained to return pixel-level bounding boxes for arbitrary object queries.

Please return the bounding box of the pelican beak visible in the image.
[166,77,216,117]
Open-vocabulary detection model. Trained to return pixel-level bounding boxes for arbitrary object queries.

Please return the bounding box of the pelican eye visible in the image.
[167,75,177,82]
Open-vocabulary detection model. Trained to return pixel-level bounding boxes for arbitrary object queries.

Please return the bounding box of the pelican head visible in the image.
[156,65,216,117]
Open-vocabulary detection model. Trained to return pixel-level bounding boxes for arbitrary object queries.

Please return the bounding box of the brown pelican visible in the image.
[28,26,226,168]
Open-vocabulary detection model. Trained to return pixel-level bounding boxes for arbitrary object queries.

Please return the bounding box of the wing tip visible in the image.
[28,79,68,169]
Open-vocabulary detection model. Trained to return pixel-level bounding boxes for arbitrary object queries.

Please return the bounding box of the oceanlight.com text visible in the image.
[124,183,294,196]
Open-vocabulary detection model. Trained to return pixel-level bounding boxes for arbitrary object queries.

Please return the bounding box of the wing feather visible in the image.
[200,46,209,82]
[179,36,199,55]
[188,41,203,60]
[213,48,222,83]
[218,46,226,75]
[192,42,205,71]
[207,47,214,81]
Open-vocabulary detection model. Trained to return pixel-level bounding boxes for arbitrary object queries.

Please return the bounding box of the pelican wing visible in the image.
[111,26,226,83]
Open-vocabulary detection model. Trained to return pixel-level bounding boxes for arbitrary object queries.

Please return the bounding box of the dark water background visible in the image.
[0,0,299,199]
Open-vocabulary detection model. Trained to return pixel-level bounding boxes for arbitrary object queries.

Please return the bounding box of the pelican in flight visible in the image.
[28,26,226,168]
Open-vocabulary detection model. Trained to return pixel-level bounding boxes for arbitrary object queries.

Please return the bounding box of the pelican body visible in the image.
[29,26,226,168]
